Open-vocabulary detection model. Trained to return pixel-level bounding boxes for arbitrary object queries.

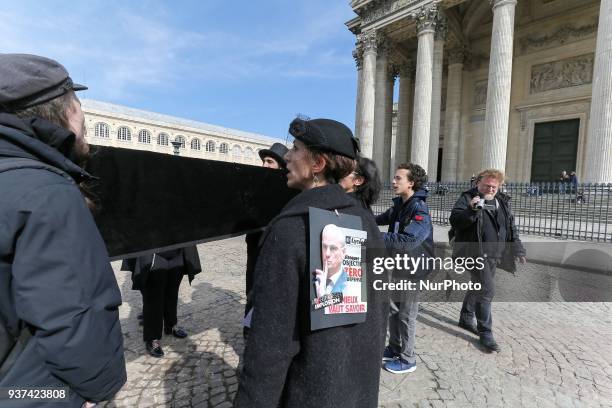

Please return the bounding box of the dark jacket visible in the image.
[0,113,126,407]
[449,188,526,273]
[235,184,388,408]
[121,246,202,290]
[375,189,435,263]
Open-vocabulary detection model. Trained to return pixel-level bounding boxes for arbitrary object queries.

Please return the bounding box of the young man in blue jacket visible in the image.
[376,163,434,374]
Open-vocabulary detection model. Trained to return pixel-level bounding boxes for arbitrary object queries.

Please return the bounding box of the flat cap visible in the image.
[288,118,359,160]
[258,142,289,168]
[0,53,87,112]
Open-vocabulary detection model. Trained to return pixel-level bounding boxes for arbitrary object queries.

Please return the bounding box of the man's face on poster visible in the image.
[321,227,346,278]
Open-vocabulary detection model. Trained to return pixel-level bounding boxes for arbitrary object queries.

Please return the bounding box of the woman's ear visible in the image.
[354,175,365,187]
[311,154,326,175]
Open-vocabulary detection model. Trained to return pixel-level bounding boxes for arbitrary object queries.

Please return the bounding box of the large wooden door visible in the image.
[530,119,579,182]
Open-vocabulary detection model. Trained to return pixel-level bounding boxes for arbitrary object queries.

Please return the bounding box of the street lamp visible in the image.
[171,140,182,156]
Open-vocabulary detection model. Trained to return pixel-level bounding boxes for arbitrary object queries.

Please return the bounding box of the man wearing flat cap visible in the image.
[243,142,289,336]
[0,54,126,407]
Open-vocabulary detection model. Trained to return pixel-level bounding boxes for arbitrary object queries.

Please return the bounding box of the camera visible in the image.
[476,198,485,210]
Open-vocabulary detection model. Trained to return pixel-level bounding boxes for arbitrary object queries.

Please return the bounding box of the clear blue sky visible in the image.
[0,0,359,140]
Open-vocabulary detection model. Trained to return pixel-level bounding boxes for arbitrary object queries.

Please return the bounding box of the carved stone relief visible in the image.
[358,30,380,53]
[473,80,488,106]
[359,0,426,25]
[352,45,364,69]
[529,54,594,94]
[518,21,597,54]
[413,4,439,34]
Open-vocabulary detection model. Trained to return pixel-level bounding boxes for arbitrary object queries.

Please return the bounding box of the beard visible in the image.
[484,193,496,200]
[70,136,90,166]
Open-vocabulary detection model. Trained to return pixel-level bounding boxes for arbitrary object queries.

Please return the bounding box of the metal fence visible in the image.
[372,182,612,243]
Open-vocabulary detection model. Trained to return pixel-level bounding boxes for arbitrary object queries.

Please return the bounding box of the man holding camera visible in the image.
[450,169,526,352]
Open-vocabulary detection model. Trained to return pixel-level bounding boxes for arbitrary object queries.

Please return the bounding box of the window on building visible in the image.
[138,129,151,144]
[175,135,186,149]
[158,133,169,146]
[232,145,242,159]
[191,138,201,150]
[117,126,131,141]
[219,143,229,155]
[94,122,110,138]
[205,140,216,152]
[244,147,254,161]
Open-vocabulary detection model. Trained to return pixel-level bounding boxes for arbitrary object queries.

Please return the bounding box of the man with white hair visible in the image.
[314,224,347,298]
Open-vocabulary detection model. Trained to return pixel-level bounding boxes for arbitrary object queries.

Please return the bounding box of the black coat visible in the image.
[121,246,202,290]
[0,113,126,407]
[449,188,526,273]
[235,184,388,408]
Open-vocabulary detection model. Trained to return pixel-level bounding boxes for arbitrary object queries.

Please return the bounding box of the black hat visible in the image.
[288,118,359,160]
[0,53,87,112]
[258,142,289,168]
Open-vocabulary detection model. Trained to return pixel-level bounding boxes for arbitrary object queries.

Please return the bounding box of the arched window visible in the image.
[191,138,201,150]
[219,142,229,155]
[157,133,169,146]
[94,122,109,138]
[205,140,216,152]
[175,135,186,149]
[117,126,131,141]
[232,145,242,159]
[138,129,151,144]
[244,147,254,161]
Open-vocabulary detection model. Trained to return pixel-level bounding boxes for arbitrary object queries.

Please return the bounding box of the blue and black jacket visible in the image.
[375,189,435,276]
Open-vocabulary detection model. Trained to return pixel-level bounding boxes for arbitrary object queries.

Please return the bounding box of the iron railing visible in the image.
[372,182,612,243]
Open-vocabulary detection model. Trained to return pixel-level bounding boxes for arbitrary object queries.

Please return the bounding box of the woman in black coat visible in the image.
[235,118,388,408]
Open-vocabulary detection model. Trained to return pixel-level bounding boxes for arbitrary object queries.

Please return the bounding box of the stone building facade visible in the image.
[82,99,280,165]
[348,0,612,183]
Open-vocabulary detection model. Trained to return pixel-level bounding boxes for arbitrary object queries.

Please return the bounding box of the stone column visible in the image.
[442,49,464,181]
[353,43,364,141]
[428,15,447,182]
[357,31,378,158]
[410,6,438,170]
[393,63,414,172]
[373,36,390,175]
[383,65,397,181]
[482,0,517,170]
[584,0,612,183]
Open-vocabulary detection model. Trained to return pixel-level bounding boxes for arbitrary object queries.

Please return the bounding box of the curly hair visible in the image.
[476,169,505,184]
[397,163,427,191]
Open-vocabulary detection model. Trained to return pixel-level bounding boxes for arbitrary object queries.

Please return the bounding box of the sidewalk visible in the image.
[102,236,612,408]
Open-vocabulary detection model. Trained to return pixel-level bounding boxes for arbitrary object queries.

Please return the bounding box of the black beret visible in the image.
[0,53,87,112]
[258,142,289,168]
[288,118,359,160]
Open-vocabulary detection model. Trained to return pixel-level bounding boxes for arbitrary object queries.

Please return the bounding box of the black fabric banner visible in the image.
[85,146,297,260]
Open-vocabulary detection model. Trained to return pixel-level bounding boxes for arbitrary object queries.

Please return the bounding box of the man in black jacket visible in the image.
[0,54,126,407]
[450,169,526,352]
[243,142,288,334]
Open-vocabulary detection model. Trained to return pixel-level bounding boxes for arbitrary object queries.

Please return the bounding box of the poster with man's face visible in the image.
[309,208,368,331]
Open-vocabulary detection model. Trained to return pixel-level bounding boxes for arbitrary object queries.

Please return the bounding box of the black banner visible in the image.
[85,146,297,260]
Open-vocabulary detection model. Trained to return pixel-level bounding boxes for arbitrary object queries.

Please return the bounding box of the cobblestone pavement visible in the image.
[102,236,612,408]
